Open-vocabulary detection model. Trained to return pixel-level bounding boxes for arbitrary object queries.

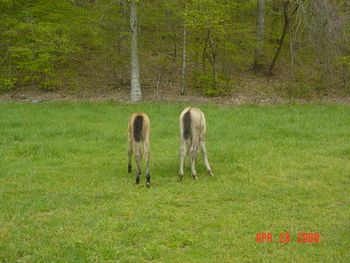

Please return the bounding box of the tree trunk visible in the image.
[253,0,265,72]
[267,1,289,76]
[130,0,142,102]
[202,30,210,71]
[181,22,187,95]
[208,34,217,88]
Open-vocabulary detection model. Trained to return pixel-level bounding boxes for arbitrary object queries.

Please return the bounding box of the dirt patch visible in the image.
[1,84,350,105]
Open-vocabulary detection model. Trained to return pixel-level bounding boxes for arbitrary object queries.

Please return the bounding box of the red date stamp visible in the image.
[297,232,320,243]
[256,232,273,243]
[256,232,320,243]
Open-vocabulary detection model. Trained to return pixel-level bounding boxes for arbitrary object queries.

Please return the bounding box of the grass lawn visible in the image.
[0,102,349,262]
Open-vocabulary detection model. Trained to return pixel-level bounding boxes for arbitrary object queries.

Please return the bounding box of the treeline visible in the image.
[0,0,349,97]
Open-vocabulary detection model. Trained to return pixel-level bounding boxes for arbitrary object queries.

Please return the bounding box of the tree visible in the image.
[129,0,142,102]
[181,2,187,95]
[253,0,265,73]
[267,1,290,76]
[184,0,233,95]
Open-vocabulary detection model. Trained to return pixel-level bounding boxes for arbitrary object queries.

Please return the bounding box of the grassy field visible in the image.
[0,102,349,262]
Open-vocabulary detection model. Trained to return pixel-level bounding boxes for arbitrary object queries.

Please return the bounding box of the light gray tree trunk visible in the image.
[130,0,142,102]
[253,0,265,72]
[181,22,187,95]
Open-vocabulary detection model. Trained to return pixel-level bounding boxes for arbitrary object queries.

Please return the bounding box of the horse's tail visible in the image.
[183,110,191,140]
[133,115,143,142]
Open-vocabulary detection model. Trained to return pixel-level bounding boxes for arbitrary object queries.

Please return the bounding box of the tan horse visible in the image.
[128,112,151,187]
[179,107,213,180]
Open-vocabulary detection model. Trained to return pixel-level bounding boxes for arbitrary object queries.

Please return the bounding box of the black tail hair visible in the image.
[183,110,191,140]
[133,115,143,142]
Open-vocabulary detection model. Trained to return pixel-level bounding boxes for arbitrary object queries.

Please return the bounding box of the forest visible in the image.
[0,0,350,100]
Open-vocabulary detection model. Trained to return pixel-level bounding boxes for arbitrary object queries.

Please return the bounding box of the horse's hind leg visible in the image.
[144,143,150,187]
[134,143,142,184]
[179,138,187,180]
[128,139,133,173]
[190,136,199,180]
[200,140,213,176]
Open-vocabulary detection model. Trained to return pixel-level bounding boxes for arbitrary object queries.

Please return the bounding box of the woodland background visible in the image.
[0,0,349,99]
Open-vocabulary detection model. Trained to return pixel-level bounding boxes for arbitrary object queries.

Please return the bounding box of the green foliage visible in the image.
[192,72,235,96]
[0,103,349,261]
[193,73,218,96]
[0,0,349,95]
[1,77,17,91]
[337,56,350,68]
[0,0,122,91]
[184,0,231,33]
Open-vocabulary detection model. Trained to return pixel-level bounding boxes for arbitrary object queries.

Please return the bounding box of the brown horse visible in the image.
[178,107,213,180]
[128,112,151,187]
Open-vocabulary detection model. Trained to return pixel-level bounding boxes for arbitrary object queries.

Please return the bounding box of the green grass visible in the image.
[0,102,349,262]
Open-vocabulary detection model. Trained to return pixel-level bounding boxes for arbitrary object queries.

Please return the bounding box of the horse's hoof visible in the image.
[128,165,132,173]
[146,182,150,188]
